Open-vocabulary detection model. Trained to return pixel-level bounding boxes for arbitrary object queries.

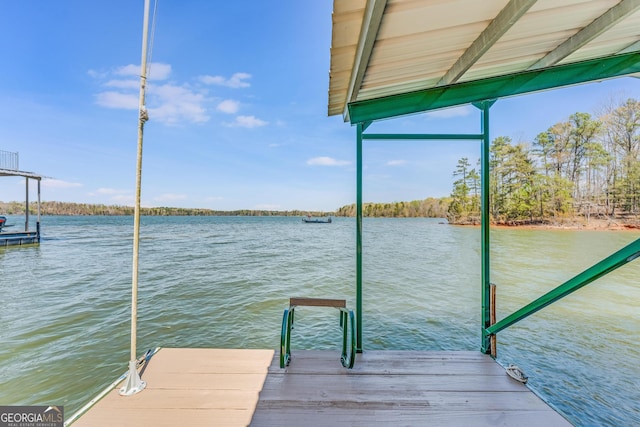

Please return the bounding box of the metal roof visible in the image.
[329,0,640,124]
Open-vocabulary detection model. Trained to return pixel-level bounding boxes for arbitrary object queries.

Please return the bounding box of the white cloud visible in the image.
[198,75,225,85]
[147,83,209,124]
[307,157,351,166]
[200,72,251,88]
[229,115,267,128]
[387,160,407,166]
[425,105,473,119]
[147,63,172,80]
[227,73,251,88]
[96,83,209,124]
[114,64,140,77]
[41,179,82,189]
[153,193,187,202]
[114,63,172,80]
[93,63,270,125]
[217,99,240,114]
[95,91,138,109]
[87,69,107,79]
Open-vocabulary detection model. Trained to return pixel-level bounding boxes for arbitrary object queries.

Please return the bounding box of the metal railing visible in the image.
[0,150,19,170]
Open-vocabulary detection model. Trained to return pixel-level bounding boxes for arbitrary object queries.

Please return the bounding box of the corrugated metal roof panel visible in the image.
[329,0,640,122]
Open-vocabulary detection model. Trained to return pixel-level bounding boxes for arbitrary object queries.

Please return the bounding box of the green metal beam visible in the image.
[363,133,484,140]
[486,238,640,336]
[348,52,640,124]
[356,123,364,353]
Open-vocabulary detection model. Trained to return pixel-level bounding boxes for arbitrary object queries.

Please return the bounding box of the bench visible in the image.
[280,297,356,369]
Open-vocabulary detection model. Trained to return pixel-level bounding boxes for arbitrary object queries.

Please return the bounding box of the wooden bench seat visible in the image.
[289,297,346,308]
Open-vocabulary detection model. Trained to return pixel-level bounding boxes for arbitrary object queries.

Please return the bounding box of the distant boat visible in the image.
[302,216,332,224]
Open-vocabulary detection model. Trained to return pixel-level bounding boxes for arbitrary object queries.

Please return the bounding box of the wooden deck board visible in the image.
[251,409,571,426]
[251,350,572,426]
[72,348,273,427]
[76,408,254,427]
[73,348,572,427]
[269,349,506,376]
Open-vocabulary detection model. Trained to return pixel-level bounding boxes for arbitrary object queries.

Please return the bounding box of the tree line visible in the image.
[448,98,640,224]
[0,199,451,219]
[335,198,450,218]
[0,201,330,218]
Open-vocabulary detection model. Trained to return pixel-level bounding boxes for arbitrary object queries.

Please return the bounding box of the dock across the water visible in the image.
[1,153,43,247]
[71,348,572,426]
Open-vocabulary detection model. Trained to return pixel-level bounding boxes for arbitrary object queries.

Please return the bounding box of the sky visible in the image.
[1,1,640,212]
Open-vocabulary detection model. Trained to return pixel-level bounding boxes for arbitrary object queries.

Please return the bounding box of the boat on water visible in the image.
[65,1,640,426]
[302,216,332,223]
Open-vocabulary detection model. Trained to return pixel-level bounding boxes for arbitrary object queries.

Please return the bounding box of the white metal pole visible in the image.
[120,0,150,396]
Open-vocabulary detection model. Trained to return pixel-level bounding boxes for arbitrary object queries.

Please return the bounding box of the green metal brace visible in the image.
[487,238,640,337]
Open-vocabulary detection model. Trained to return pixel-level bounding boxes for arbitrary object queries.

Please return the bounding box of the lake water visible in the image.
[0,216,638,426]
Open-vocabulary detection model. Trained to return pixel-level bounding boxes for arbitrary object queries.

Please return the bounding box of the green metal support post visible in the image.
[356,123,364,353]
[475,100,495,354]
[357,119,491,353]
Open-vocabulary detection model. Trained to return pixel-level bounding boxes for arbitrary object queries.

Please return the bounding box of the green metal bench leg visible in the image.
[280,301,355,369]
[280,308,294,368]
[340,309,356,369]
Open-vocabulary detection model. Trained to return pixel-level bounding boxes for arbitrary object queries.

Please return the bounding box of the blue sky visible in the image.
[1,1,640,212]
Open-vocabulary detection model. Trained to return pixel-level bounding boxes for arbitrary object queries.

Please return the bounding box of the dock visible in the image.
[71,348,571,426]
[1,149,43,246]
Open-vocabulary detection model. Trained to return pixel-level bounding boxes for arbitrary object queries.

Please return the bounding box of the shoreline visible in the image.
[451,218,640,231]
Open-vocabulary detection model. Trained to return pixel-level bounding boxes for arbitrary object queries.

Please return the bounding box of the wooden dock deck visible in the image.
[72,348,572,426]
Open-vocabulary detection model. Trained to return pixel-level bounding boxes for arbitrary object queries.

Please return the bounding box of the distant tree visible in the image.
[601,98,640,215]
[448,157,479,222]
[567,112,602,202]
